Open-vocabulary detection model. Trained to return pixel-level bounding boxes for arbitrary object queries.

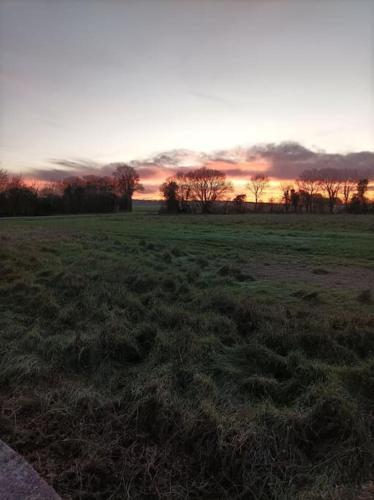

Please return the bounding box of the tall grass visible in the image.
[0,214,373,499]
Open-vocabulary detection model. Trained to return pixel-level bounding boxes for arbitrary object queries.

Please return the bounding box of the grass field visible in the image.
[0,211,374,499]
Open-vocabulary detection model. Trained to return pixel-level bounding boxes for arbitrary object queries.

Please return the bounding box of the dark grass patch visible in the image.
[312,267,329,275]
[0,213,373,499]
[357,289,372,305]
[293,289,321,303]
[218,264,255,282]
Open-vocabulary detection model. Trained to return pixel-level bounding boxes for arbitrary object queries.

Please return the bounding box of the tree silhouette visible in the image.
[280,183,293,213]
[0,168,8,192]
[297,170,320,213]
[112,164,144,212]
[318,168,341,213]
[3,176,38,216]
[187,167,232,213]
[232,193,247,213]
[290,189,300,213]
[357,178,369,202]
[160,179,180,213]
[174,172,192,212]
[342,175,357,209]
[247,175,269,211]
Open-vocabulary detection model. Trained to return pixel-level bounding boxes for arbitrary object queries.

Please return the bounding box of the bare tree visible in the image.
[7,174,25,189]
[318,168,341,213]
[290,189,300,213]
[357,178,369,202]
[341,171,358,209]
[297,169,320,213]
[159,171,196,213]
[175,172,192,212]
[187,167,232,213]
[280,183,293,213]
[112,164,143,212]
[39,181,64,197]
[247,175,269,211]
[0,168,8,192]
[349,178,370,213]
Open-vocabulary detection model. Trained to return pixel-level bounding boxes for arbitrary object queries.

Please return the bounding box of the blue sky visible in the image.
[0,0,373,173]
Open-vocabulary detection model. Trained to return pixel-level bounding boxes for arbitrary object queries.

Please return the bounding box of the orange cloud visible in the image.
[20,142,374,201]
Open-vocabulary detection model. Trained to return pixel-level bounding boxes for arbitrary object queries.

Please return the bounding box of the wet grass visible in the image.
[0,211,373,499]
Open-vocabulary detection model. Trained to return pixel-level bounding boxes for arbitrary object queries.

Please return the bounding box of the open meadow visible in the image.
[0,210,374,499]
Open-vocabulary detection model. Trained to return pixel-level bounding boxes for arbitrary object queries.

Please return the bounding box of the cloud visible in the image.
[131,149,209,168]
[28,168,80,182]
[220,167,251,177]
[255,143,374,179]
[49,158,103,171]
[28,158,113,181]
[134,165,178,180]
[25,143,374,194]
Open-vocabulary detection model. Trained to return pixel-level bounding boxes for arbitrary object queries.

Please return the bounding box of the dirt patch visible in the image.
[256,261,374,292]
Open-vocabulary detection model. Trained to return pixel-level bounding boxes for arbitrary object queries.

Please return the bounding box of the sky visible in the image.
[0,0,373,197]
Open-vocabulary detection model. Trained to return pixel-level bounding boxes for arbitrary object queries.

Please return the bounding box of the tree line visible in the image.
[0,165,143,217]
[161,167,373,214]
[0,164,372,217]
